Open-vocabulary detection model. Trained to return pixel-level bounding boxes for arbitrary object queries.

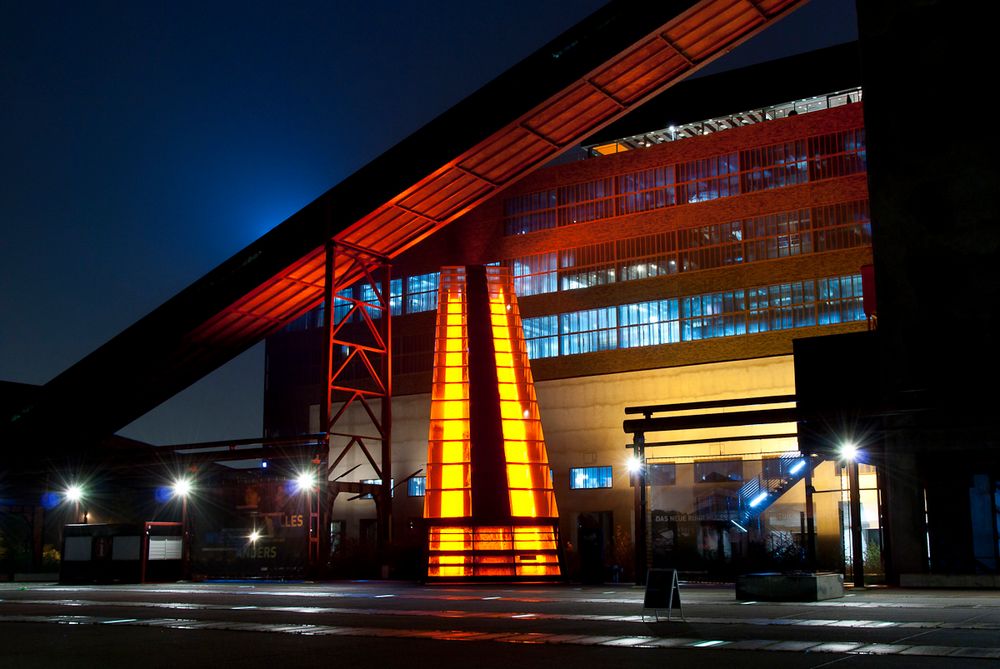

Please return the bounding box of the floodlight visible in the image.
[839,442,859,461]
[626,456,643,474]
[64,485,84,503]
[248,529,261,543]
[172,477,193,498]
[295,471,317,493]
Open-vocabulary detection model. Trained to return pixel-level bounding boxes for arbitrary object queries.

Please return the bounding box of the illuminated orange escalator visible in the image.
[424,266,560,579]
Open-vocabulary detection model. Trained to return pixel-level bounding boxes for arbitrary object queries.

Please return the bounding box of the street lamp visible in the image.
[64,484,85,523]
[839,441,859,462]
[294,470,317,493]
[628,435,647,585]
[840,440,865,588]
[294,469,320,572]
[171,477,193,579]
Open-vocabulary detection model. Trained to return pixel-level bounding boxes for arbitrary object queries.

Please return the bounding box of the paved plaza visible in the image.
[2,580,1000,667]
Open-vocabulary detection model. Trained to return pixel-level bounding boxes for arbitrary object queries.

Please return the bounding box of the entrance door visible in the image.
[577,511,612,584]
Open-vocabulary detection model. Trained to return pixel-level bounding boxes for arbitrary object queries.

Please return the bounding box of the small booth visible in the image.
[60,522,184,584]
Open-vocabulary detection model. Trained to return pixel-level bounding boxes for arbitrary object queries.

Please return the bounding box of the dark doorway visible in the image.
[577,511,612,584]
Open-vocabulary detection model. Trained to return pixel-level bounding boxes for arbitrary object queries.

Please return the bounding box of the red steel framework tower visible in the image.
[424,266,560,579]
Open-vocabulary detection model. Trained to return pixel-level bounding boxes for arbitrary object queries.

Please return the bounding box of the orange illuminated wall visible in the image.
[425,266,560,579]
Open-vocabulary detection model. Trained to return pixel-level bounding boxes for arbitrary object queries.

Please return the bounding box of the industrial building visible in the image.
[262,44,879,580]
[5,1,997,587]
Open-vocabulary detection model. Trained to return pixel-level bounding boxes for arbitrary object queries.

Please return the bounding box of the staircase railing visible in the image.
[735,452,819,527]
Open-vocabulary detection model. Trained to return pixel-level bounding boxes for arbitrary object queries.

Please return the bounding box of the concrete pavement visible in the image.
[2,581,999,667]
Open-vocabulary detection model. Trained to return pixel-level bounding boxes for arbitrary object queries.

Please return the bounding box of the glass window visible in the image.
[406,272,439,313]
[817,274,865,325]
[504,189,557,235]
[407,476,426,497]
[648,463,676,486]
[694,460,743,483]
[570,466,613,490]
[510,253,557,296]
[619,300,679,348]
[360,478,394,499]
[360,279,402,318]
[560,307,617,355]
[523,315,558,360]
[680,290,746,341]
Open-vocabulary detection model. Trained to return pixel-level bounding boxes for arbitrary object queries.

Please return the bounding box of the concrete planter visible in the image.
[736,572,844,601]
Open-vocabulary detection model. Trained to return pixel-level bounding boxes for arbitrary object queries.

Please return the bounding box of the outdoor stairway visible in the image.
[735,452,822,528]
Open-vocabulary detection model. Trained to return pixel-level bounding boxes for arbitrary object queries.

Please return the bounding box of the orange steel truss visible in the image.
[425,266,559,579]
[322,241,393,564]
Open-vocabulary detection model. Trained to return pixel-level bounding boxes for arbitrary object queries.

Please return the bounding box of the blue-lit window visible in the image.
[407,476,426,497]
[523,315,558,359]
[570,466,613,490]
[817,274,864,324]
[359,279,402,318]
[747,280,816,333]
[511,253,557,296]
[694,460,743,483]
[680,291,745,341]
[406,273,439,313]
[329,288,356,325]
[619,300,679,348]
[560,307,617,355]
[360,478,394,499]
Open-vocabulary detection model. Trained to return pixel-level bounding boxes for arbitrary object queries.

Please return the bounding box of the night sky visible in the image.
[0,1,857,445]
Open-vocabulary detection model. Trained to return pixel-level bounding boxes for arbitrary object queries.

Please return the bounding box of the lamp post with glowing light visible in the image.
[64,484,85,524]
[295,470,319,569]
[841,442,865,588]
[171,477,193,579]
[628,434,647,585]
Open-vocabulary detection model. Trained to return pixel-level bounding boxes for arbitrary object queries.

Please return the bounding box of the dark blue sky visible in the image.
[0,1,856,445]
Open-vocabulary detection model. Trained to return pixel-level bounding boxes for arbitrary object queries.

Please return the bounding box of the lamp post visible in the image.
[628,434,647,585]
[295,470,319,570]
[64,484,84,524]
[171,477,193,579]
[841,442,865,588]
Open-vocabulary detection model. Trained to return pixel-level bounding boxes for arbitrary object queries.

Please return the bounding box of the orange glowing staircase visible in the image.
[424,266,560,579]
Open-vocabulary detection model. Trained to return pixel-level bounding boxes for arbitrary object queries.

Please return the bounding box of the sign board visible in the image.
[643,568,683,621]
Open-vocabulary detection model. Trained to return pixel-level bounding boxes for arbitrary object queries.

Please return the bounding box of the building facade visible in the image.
[264,57,877,579]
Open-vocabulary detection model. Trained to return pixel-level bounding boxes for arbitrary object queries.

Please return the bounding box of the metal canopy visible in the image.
[6,0,807,454]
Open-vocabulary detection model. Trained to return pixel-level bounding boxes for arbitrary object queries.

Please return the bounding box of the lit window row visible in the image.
[508,201,871,297]
[523,274,865,360]
[280,273,440,333]
[568,461,759,490]
[504,127,866,235]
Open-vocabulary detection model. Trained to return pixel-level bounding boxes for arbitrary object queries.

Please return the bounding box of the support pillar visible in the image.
[320,240,393,573]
